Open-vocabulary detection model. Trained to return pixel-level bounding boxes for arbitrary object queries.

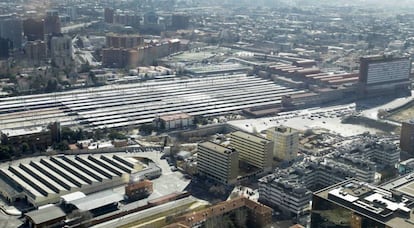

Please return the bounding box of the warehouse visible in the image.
[0,154,140,207]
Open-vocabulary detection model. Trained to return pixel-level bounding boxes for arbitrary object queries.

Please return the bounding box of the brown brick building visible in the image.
[165,197,272,228]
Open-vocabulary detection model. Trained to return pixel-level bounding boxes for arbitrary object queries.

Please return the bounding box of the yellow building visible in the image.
[197,141,239,185]
[266,126,299,161]
[230,131,273,172]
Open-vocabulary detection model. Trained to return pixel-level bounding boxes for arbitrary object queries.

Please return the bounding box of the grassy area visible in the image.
[387,102,414,123]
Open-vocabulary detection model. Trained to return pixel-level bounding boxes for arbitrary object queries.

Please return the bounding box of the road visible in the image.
[61,21,99,33]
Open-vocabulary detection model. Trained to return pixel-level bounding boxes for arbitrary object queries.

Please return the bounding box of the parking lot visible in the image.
[229,103,381,137]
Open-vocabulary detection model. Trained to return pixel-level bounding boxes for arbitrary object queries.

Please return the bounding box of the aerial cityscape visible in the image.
[1,0,414,227]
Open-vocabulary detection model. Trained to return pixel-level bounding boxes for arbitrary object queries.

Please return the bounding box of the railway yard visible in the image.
[0,74,304,132]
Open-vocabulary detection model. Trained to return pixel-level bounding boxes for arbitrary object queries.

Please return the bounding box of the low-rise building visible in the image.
[25,205,66,228]
[125,179,153,201]
[399,159,414,175]
[154,113,194,130]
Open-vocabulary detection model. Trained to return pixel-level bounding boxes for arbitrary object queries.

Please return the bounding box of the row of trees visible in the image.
[54,127,128,151]
[0,126,132,161]
[0,134,43,161]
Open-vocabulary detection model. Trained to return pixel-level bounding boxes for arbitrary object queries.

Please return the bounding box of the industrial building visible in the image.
[64,190,124,216]
[0,154,141,206]
[267,63,359,87]
[154,113,194,130]
[197,141,239,185]
[230,131,274,172]
[311,178,414,228]
[266,126,299,161]
[0,74,305,133]
[281,86,354,109]
[25,205,66,228]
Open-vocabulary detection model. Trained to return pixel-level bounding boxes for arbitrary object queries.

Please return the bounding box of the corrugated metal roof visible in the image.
[60,191,86,203]
[25,205,66,224]
[69,190,123,211]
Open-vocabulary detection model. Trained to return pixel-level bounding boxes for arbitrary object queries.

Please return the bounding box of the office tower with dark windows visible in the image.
[400,120,414,154]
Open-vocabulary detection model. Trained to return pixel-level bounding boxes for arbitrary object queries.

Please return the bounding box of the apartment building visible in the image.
[230,131,273,172]
[266,126,299,161]
[197,141,239,185]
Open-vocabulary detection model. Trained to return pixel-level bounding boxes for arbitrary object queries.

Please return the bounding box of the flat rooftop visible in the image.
[315,179,414,228]
[160,113,191,121]
[381,174,414,199]
[231,131,271,144]
[199,141,235,155]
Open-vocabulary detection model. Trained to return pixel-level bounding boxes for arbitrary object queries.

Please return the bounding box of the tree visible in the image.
[93,129,104,140]
[0,145,11,161]
[158,121,166,130]
[140,124,155,135]
[45,79,58,93]
[53,140,70,151]
[108,130,127,140]
[194,116,207,125]
[1,133,9,145]
[88,71,98,86]
[75,128,85,141]
[61,127,76,143]
[79,62,92,73]
[21,142,30,154]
